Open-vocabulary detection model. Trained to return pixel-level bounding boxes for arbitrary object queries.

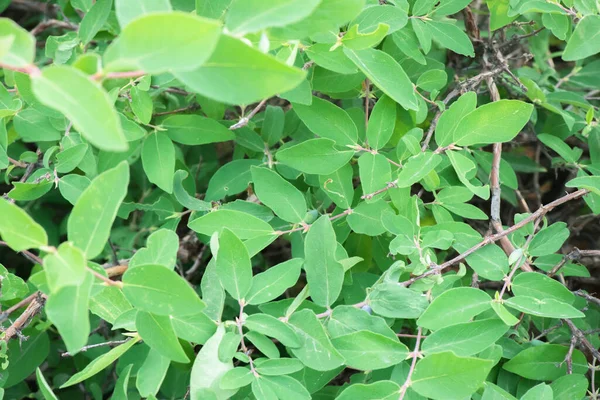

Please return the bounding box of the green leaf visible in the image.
[115,0,172,28]
[504,296,585,319]
[251,166,307,223]
[255,358,304,376]
[216,228,253,301]
[453,100,534,146]
[36,368,58,400]
[332,330,408,370]
[171,312,217,344]
[351,4,408,34]
[359,153,391,202]
[174,35,306,105]
[426,20,475,57]
[417,69,448,92]
[4,332,49,388]
[79,0,112,44]
[529,222,570,256]
[43,242,87,293]
[246,330,279,359]
[566,175,600,196]
[521,383,553,400]
[368,283,429,319]
[59,175,91,205]
[434,0,473,16]
[550,374,588,400]
[262,375,311,400]
[276,138,354,175]
[136,311,189,363]
[129,228,180,269]
[328,305,397,340]
[347,199,390,236]
[562,15,600,61]
[130,85,152,124]
[503,344,588,380]
[344,47,419,111]
[67,161,129,259]
[0,18,35,67]
[271,0,365,39]
[245,313,301,348]
[293,97,358,146]
[112,364,133,400]
[447,150,490,199]
[246,258,303,305]
[104,12,221,74]
[225,0,321,35]
[142,132,175,193]
[190,325,236,399]
[163,114,235,145]
[220,367,253,390]
[418,287,492,330]
[366,95,396,150]
[304,215,345,307]
[89,286,133,325]
[421,319,509,356]
[46,275,93,354]
[511,272,574,304]
[188,209,274,239]
[206,159,260,201]
[0,197,48,251]
[288,309,345,371]
[122,264,206,316]
[342,23,390,50]
[435,91,477,146]
[411,352,494,400]
[491,301,520,326]
[319,163,355,209]
[305,43,359,75]
[335,381,400,400]
[32,66,128,152]
[397,151,442,188]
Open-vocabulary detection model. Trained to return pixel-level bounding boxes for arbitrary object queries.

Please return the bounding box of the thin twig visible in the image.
[275,208,353,236]
[400,189,590,286]
[0,292,38,323]
[574,290,600,307]
[398,327,423,400]
[61,339,130,357]
[230,99,268,130]
[2,292,47,342]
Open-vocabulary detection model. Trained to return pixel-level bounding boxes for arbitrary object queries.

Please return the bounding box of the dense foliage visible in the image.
[0,0,599,399]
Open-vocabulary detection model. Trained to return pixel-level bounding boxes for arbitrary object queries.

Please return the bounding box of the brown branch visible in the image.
[105,265,128,278]
[564,319,600,362]
[2,292,47,342]
[0,292,38,323]
[400,189,590,286]
[399,327,423,400]
[574,290,600,308]
[30,19,78,36]
[229,99,268,130]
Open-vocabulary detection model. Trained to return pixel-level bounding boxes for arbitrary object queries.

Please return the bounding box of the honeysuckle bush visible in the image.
[0,0,599,399]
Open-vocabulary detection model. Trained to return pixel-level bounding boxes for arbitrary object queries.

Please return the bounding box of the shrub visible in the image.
[0,0,598,399]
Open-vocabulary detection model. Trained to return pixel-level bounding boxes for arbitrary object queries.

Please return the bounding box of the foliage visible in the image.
[0,0,599,399]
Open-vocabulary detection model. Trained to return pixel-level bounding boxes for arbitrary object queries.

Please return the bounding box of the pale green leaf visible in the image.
[67,161,129,259]
[174,35,306,105]
[0,197,48,251]
[141,132,175,193]
[122,264,206,316]
[104,12,221,73]
[344,47,419,110]
[32,66,128,151]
